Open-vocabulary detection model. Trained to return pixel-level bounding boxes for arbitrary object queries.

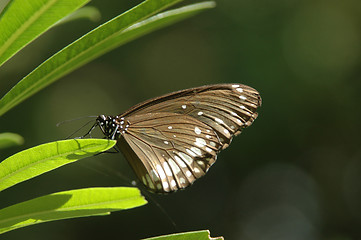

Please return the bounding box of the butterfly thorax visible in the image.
[96,115,129,140]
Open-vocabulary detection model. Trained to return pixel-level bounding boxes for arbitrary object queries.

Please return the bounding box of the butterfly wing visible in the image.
[114,83,261,193]
[119,84,261,150]
[118,112,222,193]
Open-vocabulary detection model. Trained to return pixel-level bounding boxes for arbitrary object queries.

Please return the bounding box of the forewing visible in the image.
[119,84,261,149]
[118,112,222,193]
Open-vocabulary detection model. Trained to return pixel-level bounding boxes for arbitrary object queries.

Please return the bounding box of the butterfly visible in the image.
[92,84,261,193]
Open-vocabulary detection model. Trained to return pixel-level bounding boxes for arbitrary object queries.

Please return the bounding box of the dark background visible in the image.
[1,0,360,239]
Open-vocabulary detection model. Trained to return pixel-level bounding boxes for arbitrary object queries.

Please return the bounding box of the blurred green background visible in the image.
[1,0,361,239]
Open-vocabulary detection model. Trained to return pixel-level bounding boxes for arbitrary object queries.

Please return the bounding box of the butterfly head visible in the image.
[96,115,124,140]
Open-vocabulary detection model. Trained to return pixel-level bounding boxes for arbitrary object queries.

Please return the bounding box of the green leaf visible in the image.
[0,132,24,149]
[0,187,147,234]
[0,139,116,192]
[0,0,216,116]
[0,0,90,67]
[143,230,224,240]
[55,6,101,26]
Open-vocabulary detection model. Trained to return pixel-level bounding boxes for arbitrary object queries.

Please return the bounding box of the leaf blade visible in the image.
[143,230,224,240]
[55,6,101,26]
[0,132,24,149]
[0,187,147,234]
[0,139,116,192]
[0,0,90,67]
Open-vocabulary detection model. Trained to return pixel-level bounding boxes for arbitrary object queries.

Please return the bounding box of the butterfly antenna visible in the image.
[56,115,98,127]
[64,119,97,139]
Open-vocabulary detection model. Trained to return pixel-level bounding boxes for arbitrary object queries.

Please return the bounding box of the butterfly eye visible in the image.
[96,84,261,193]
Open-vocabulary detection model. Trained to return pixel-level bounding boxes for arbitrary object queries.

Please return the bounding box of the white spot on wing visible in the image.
[215,118,224,124]
[168,126,172,129]
[205,147,213,153]
[232,84,240,88]
[197,160,205,167]
[168,159,180,174]
[210,141,216,147]
[186,149,197,157]
[224,129,229,135]
[174,155,187,168]
[196,137,207,146]
[186,171,192,177]
[164,141,169,145]
[179,152,193,165]
[198,111,203,116]
[171,180,176,187]
[182,105,187,109]
[239,95,247,100]
[156,164,166,180]
[195,138,207,148]
[180,177,186,184]
[163,162,172,177]
[205,135,211,139]
[194,142,203,148]
[194,127,201,134]
[191,147,202,156]
[194,167,200,173]
[236,87,244,93]
[163,181,169,189]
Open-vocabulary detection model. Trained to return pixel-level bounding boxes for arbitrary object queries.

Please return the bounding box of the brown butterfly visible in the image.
[92,84,261,193]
